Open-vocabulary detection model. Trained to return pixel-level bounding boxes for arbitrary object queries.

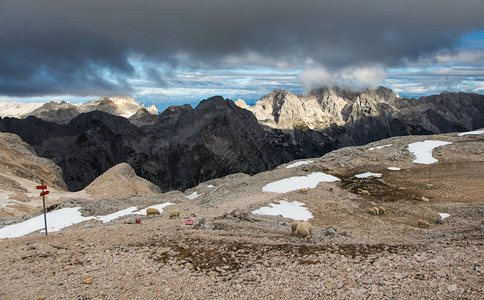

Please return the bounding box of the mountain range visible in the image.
[0,97,158,124]
[0,87,482,193]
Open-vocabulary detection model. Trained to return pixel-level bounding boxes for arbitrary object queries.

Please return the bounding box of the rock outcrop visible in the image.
[0,132,69,217]
[84,163,161,199]
[0,132,67,190]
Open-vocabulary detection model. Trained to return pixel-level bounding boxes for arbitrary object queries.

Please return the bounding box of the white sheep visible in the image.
[169,210,180,219]
[418,219,430,228]
[377,206,386,215]
[296,221,314,239]
[146,208,161,217]
[291,221,301,235]
[368,207,376,215]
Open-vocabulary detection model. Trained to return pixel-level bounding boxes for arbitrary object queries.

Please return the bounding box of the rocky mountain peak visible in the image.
[82,97,141,118]
[142,104,159,115]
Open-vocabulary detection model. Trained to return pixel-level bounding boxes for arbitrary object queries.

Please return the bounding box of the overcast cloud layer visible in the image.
[1,0,483,104]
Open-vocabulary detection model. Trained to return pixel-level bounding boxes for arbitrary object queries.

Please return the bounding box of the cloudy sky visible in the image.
[1,0,483,110]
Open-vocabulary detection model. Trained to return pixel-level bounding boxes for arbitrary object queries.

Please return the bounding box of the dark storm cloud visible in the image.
[1,0,483,96]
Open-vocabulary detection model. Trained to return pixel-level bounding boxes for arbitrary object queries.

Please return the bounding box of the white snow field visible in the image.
[285,160,314,169]
[252,200,313,221]
[0,100,43,118]
[131,203,173,217]
[186,192,200,200]
[438,213,450,220]
[355,172,383,178]
[0,203,173,239]
[388,167,401,171]
[407,140,453,164]
[262,172,340,193]
[368,144,392,151]
[457,129,484,136]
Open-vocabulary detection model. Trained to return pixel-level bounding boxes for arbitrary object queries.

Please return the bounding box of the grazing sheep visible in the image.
[296,221,314,239]
[169,210,180,219]
[272,199,280,204]
[420,196,429,202]
[146,208,161,217]
[368,207,377,215]
[361,190,370,196]
[372,206,380,215]
[418,219,430,228]
[291,221,301,235]
[299,188,308,194]
[377,206,386,215]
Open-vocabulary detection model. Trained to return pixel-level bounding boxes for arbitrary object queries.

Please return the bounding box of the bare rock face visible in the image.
[128,107,159,126]
[84,163,161,199]
[136,97,285,191]
[0,132,67,190]
[0,132,68,217]
[238,87,484,158]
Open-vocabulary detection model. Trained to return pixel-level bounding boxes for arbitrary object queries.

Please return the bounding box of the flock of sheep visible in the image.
[143,187,438,240]
[146,208,180,219]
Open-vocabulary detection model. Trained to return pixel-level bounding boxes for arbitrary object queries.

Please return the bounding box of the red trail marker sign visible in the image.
[37,180,49,235]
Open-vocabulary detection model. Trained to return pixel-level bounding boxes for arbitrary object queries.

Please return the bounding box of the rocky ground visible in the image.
[0,131,483,299]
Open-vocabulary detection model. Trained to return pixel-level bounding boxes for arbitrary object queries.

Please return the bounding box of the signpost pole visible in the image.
[41,179,48,236]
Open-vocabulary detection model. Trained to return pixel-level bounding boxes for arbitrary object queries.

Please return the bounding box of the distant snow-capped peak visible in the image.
[0,97,158,124]
[0,100,44,118]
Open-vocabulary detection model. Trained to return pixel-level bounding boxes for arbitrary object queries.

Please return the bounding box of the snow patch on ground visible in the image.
[285,160,314,169]
[96,207,140,223]
[368,144,392,151]
[0,203,173,239]
[438,213,450,220]
[187,192,200,200]
[388,167,401,171]
[407,140,453,164]
[207,185,214,188]
[134,203,173,216]
[262,172,340,193]
[355,172,382,178]
[0,207,94,238]
[252,200,313,221]
[457,129,484,136]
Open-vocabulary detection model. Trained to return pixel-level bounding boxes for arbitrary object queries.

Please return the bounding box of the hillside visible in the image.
[0,130,482,298]
[0,134,163,217]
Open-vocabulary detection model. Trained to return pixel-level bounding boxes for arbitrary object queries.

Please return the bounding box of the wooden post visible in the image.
[41,179,48,235]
